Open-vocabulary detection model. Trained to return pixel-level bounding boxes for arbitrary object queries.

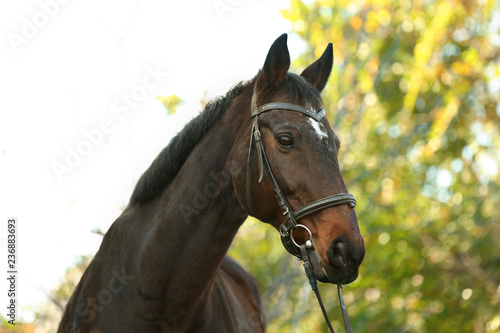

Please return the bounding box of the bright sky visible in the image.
[0,0,306,322]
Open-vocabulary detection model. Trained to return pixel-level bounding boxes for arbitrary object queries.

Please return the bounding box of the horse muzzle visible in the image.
[310,236,365,284]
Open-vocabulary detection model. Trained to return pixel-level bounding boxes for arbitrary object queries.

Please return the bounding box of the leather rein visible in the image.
[245,100,355,333]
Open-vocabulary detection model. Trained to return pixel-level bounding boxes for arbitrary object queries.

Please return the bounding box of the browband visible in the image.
[251,102,326,122]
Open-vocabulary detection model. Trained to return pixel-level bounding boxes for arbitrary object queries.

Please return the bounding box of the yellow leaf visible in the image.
[156,94,182,115]
[350,16,363,30]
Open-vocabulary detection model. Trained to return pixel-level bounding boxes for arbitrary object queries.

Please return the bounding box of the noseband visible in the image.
[245,99,356,333]
[245,101,356,257]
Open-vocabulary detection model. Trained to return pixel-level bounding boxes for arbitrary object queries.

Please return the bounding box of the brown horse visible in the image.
[58,34,365,333]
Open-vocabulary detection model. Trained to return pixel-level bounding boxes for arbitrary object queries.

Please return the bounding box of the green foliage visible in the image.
[230,0,500,332]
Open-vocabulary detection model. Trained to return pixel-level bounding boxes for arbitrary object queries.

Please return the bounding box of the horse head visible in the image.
[233,34,365,285]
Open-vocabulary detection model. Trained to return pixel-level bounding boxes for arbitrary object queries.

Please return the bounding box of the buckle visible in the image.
[254,129,261,142]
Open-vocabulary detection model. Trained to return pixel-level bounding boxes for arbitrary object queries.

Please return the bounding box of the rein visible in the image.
[245,100,355,333]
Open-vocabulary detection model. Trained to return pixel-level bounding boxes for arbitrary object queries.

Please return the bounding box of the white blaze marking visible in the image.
[308,118,328,140]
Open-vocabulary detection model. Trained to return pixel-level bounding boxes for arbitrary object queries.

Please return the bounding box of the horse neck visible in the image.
[134,94,250,326]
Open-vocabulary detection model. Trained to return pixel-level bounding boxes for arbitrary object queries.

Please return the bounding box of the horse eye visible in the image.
[276,134,294,147]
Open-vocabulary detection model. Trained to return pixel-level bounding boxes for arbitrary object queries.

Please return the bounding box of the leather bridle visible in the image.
[245,98,356,333]
[245,100,356,257]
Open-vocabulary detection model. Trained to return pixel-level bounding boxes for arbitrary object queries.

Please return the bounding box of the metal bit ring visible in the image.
[291,224,314,249]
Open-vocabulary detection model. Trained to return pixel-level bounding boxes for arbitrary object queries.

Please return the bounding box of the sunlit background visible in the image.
[1,0,499,331]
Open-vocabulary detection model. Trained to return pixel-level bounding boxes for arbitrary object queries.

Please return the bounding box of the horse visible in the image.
[58,33,365,333]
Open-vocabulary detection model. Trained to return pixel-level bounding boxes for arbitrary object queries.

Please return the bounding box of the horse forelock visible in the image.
[283,73,324,107]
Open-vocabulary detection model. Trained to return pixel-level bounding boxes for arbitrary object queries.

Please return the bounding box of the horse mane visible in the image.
[129,72,322,206]
[129,80,250,206]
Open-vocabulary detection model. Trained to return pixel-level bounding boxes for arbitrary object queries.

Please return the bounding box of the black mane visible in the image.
[129,72,321,206]
[129,80,250,205]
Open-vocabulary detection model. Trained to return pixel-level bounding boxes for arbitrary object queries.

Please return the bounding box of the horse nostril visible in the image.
[325,236,365,283]
[328,238,349,268]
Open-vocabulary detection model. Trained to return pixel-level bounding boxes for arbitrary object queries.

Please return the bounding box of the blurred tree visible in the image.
[33,256,92,332]
[230,0,500,332]
[0,320,35,332]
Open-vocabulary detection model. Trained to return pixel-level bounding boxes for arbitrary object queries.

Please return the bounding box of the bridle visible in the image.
[245,99,357,256]
[245,98,356,333]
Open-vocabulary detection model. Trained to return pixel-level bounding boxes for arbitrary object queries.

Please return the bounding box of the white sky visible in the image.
[0,0,307,322]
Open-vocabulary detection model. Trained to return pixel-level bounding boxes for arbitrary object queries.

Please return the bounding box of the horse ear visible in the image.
[300,43,334,92]
[260,34,290,88]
